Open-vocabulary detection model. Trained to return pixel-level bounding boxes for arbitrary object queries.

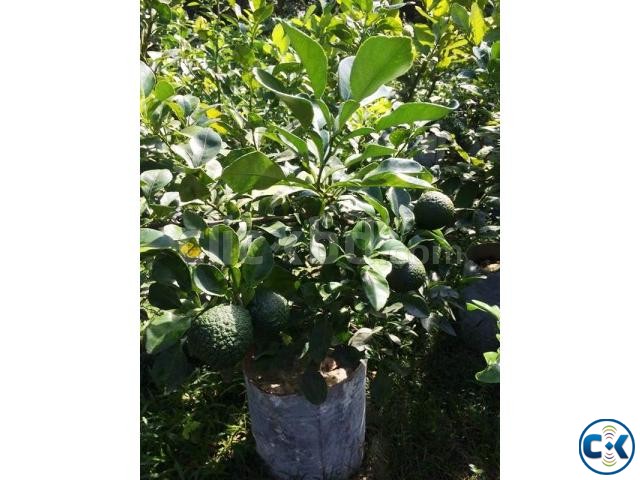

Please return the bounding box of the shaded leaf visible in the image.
[451,3,470,31]
[178,173,210,202]
[370,371,393,404]
[151,251,192,291]
[254,68,314,126]
[145,312,191,354]
[150,342,194,391]
[420,313,456,336]
[148,283,182,310]
[192,264,226,296]
[182,211,206,231]
[241,236,274,285]
[475,364,500,383]
[402,293,429,318]
[309,322,332,363]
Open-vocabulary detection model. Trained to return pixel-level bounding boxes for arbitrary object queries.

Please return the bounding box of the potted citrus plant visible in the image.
[140,9,459,479]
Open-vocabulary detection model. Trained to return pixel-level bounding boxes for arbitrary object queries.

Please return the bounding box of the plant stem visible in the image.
[403,60,428,102]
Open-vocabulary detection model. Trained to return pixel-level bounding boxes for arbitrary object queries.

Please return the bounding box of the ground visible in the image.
[141,333,499,480]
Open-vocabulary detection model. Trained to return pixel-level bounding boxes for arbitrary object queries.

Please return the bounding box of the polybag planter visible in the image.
[244,361,367,480]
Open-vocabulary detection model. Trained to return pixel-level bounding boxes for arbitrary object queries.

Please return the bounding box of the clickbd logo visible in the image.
[579,419,635,475]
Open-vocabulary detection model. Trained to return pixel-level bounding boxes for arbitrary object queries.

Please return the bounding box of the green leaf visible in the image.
[274,126,308,155]
[450,3,470,31]
[178,173,210,202]
[253,3,274,24]
[192,264,226,296]
[150,342,194,391]
[361,266,390,311]
[230,266,242,290]
[182,211,206,231]
[455,181,480,208]
[364,257,392,277]
[376,239,410,260]
[420,313,456,336]
[283,24,328,98]
[148,283,182,310]
[475,364,500,383]
[188,127,222,166]
[310,223,327,264]
[399,204,415,235]
[140,228,176,252]
[470,2,487,45]
[353,144,397,164]
[262,264,298,298]
[375,101,458,130]
[361,172,433,189]
[421,228,454,252]
[387,187,411,217]
[254,68,314,126]
[145,312,191,354]
[345,127,375,141]
[466,300,500,320]
[154,80,175,101]
[351,220,373,253]
[140,169,172,197]
[491,41,500,61]
[300,368,327,405]
[364,158,425,177]
[200,225,240,266]
[337,99,360,130]
[241,236,274,285]
[356,191,390,224]
[173,95,199,117]
[140,61,155,97]
[221,150,285,194]
[349,326,383,348]
[350,36,413,102]
[151,251,192,291]
[338,56,355,100]
[402,293,429,318]
[271,23,290,54]
[258,221,288,238]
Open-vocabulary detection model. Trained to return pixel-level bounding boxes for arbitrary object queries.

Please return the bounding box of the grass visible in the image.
[141,333,499,479]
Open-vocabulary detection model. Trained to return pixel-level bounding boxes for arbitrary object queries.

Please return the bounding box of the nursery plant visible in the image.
[140,0,468,403]
[140,0,500,478]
